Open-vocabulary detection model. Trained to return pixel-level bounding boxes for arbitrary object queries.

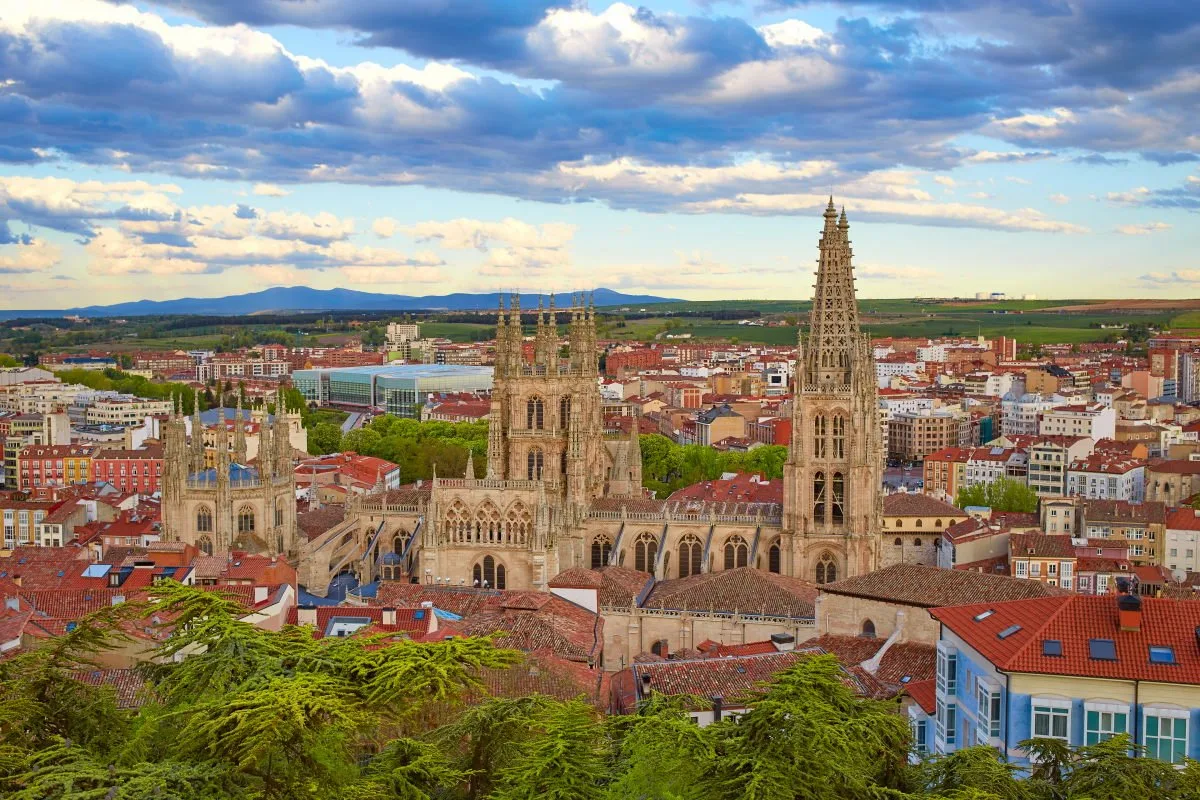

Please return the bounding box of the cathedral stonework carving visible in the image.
[161,392,299,559]
[300,203,883,595]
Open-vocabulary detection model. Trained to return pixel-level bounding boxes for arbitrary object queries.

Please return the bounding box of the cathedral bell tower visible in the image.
[783,199,883,583]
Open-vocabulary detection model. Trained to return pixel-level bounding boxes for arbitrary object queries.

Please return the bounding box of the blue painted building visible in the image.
[922,589,1200,765]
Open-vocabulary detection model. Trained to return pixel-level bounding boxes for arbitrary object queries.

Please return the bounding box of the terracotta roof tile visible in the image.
[821,563,1064,608]
[806,634,885,666]
[930,594,1200,683]
[875,642,937,687]
[1010,532,1077,559]
[904,678,937,714]
[549,567,603,589]
[596,566,653,608]
[883,494,966,518]
[644,567,817,619]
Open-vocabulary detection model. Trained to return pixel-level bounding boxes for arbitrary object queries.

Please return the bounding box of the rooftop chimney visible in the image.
[640,672,652,697]
[421,600,438,635]
[381,606,397,627]
[253,585,269,605]
[297,604,318,626]
[711,695,724,723]
[1116,578,1142,632]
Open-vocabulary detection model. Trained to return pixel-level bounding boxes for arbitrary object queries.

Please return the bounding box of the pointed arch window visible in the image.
[832,414,846,459]
[196,505,213,533]
[678,534,703,578]
[526,396,545,430]
[393,529,411,555]
[768,541,781,574]
[274,498,284,528]
[814,414,827,458]
[723,535,748,570]
[527,448,544,480]
[197,535,213,556]
[473,555,506,589]
[861,619,876,639]
[815,551,837,584]
[831,472,845,525]
[813,471,827,522]
[635,531,658,573]
[237,506,255,535]
[560,396,571,429]
[591,535,613,569]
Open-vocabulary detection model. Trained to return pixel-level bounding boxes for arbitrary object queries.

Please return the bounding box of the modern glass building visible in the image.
[292,364,493,417]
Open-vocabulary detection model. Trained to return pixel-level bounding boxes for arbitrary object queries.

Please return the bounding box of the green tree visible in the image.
[956,477,1038,513]
[0,353,22,368]
[309,422,343,455]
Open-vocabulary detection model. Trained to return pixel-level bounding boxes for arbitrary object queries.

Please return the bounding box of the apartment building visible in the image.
[84,397,174,426]
[92,445,164,495]
[1039,403,1117,440]
[694,404,745,447]
[1001,393,1067,437]
[926,591,1200,766]
[1027,436,1094,498]
[16,444,96,492]
[1066,454,1146,502]
[888,408,973,463]
[1080,499,1167,567]
[1009,532,1077,589]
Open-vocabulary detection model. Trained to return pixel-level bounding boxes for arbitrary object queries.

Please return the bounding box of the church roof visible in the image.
[643,567,817,619]
[589,496,782,519]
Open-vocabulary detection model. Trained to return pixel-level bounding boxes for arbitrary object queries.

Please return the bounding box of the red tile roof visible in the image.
[667,474,783,505]
[1010,532,1077,559]
[645,567,817,619]
[905,678,937,714]
[883,493,966,518]
[549,567,603,589]
[822,563,1064,608]
[931,594,1200,683]
[875,641,937,687]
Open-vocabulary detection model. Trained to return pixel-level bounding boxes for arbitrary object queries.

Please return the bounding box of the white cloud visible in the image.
[252,183,290,197]
[934,176,956,187]
[1106,187,1152,204]
[372,217,399,238]
[684,192,1088,233]
[1139,270,1200,284]
[551,156,834,197]
[0,239,60,273]
[1115,222,1172,235]
[1048,193,1069,205]
[968,191,993,199]
[257,211,355,244]
[1005,176,1032,185]
[759,19,829,49]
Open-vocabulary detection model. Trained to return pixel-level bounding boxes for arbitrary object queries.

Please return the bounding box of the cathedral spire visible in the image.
[464,449,475,480]
[802,199,861,389]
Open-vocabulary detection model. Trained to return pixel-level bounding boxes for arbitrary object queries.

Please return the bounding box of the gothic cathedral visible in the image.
[304,201,882,594]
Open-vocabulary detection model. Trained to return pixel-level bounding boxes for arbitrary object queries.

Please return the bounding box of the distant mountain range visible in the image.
[0,286,680,319]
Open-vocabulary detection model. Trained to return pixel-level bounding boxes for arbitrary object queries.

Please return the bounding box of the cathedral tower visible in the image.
[783,199,883,583]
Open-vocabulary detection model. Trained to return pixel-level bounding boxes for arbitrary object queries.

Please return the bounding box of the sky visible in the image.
[0,0,1197,309]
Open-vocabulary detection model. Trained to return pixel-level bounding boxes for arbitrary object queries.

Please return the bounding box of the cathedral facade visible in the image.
[300,202,883,595]
[161,392,299,558]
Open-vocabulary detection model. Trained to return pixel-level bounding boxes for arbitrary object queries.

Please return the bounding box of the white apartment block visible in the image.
[1066,461,1145,502]
[1039,403,1117,440]
[385,322,421,347]
[84,398,174,426]
[963,372,1024,398]
[917,344,947,362]
[1001,393,1066,436]
[875,359,924,389]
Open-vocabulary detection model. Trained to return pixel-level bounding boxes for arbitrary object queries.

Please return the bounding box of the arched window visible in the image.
[274,498,284,528]
[635,532,658,573]
[475,555,504,589]
[678,534,702,578]
[832,415,846,459]
[237,506,255,534]
[813,414,827,458]
[915,519,924,528]
[894,537,903,546]
[935,519,943,528]
[196,506,213,533]
[815,551,837,584]
[526,396,545,430]
[393,529,410,555]
[527,448,544,480]
[768,541,781,574]
[831,472,845,525]
[723,535,748,570]
[861,619,876,639]
[813,471,826,522]
[914,538,922,547]
[475,502,501,544]
[445,501,468,543]
[560,396,571,429]
[197,535,213,556]
[591,535,613,569]
[560,450,568,480]
[896,519,904,528]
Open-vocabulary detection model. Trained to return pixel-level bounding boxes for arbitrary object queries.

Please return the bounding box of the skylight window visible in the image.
[1042,639,1063,657]
[1089,638,1117,661]
[973,609,996,622]
[1149,646,1176,665]
[997,624,1021,639]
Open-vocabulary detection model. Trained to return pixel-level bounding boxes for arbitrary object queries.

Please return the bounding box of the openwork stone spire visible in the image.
[802,197,861,389]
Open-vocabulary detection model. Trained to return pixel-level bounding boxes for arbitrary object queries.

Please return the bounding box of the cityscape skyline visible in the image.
[0,0,1197,309]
